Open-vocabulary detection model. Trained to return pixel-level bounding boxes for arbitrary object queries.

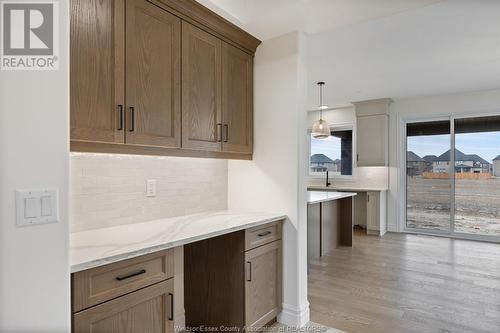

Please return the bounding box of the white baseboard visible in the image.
[174,311,185,331]
[278,302,310,327]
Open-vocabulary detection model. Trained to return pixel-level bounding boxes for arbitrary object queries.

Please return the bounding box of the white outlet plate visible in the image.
[146,179,157,197]
[15,188,59,227]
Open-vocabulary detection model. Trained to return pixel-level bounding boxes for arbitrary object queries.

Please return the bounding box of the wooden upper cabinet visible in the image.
[125,0,181,148]
[73,278,174,333]
[222,42,253,154]
[70,0,259,158]
[70,0,125,143]
[181,21,222,152]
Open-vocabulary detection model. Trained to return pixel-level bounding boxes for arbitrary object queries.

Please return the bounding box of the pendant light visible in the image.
[311,81,331,139]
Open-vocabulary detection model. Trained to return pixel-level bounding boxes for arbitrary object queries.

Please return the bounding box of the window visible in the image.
[310,128,353,176]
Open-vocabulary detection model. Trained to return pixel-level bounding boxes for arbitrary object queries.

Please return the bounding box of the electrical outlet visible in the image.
[146,179,157,197]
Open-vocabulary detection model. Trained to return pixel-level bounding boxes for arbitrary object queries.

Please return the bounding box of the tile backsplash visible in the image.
[70,153,228,232]
[308,166,389,189]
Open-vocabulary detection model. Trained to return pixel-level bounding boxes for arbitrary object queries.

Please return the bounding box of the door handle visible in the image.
[117,105,124,130]
[129,107,135,132]
[168,293,174,321]
[246,261,252,282]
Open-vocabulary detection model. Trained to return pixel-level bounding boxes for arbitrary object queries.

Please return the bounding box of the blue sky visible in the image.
[311,135,341,160]
[407,132,500,162]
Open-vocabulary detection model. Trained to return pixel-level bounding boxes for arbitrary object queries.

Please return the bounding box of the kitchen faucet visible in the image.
[326,170,331,187]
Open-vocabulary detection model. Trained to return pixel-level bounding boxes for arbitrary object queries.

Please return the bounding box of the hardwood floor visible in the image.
[308,230,500,333]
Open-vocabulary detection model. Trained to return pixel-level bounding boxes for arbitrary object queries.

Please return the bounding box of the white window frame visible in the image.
[308,123,356,179]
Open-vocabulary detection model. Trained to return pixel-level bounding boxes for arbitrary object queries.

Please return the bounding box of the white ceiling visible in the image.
[197,0,500,107]
[306,0,500,106]
[196,0,443,40]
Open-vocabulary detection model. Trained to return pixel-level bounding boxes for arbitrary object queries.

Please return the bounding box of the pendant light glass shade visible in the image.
[311,82,331,139]
[311,118,331,139]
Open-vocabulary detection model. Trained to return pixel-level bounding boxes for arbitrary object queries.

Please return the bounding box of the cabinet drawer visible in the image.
[73,278,174,333]
[245,221,282,251]
[72,249,174,312]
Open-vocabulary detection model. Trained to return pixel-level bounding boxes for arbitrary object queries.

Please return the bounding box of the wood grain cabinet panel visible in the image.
[70,0,125,143]
[73,278,174,333]
[181,21,222,151]
[245,222,282,251]
[125,0,181,148]
[245,240,282,329]
[72,249,174,312]
[222,42,253,154]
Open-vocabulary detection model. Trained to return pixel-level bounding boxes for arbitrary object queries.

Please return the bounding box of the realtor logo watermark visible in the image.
[1,1,59,70]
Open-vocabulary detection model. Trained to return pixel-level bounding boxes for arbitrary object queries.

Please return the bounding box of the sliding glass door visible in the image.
[406,115,500,241]
[406,120,451,232]
[454,116,500,237]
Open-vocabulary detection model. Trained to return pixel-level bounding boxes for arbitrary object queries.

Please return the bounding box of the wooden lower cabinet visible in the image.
[245,240,282,328]
[184,223,283,330]
[73,278,174,333]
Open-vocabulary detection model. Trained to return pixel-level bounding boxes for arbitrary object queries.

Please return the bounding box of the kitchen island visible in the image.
[307,191,356,267]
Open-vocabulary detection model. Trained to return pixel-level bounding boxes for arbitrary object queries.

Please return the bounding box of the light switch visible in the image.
[16,188,59,227]
[41,196,52,216]
[24,197,40,218]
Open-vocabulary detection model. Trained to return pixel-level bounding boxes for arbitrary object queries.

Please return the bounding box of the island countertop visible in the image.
[70,210,286,273]
[307,191,357,205]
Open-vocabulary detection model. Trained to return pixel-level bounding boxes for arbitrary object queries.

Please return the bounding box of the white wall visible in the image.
[0,2,70,332]
[228,31,310,327]
[388,88,500,232]
[71,153,227,232]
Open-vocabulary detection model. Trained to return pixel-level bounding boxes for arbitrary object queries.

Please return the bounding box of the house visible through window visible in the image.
[310,129,353,176]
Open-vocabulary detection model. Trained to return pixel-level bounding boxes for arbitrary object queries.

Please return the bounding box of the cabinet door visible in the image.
[357,114,388,166]
[70,0,125,143]
[182,21,222,151]
[222,43,253,154]
[366,191,380,233]
[245,241,282,329]
[125,0,181,148]
[73,278,174,333]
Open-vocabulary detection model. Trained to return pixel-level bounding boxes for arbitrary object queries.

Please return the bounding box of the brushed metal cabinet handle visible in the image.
[223,124,229,142]
[168,293,174,321]
[257,231,272,237]
[117,105,124,130]
[129,107,135,132]
[217,123,222,142]
[115,269,146,281]
[246,261,252,282]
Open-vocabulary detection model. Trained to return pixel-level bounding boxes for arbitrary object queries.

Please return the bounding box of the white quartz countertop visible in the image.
[70,210,286,273]
[307,191,357,205]
[308,185,388,192]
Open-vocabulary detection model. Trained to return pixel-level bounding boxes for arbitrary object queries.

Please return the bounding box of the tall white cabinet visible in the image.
[354,98,392,167]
